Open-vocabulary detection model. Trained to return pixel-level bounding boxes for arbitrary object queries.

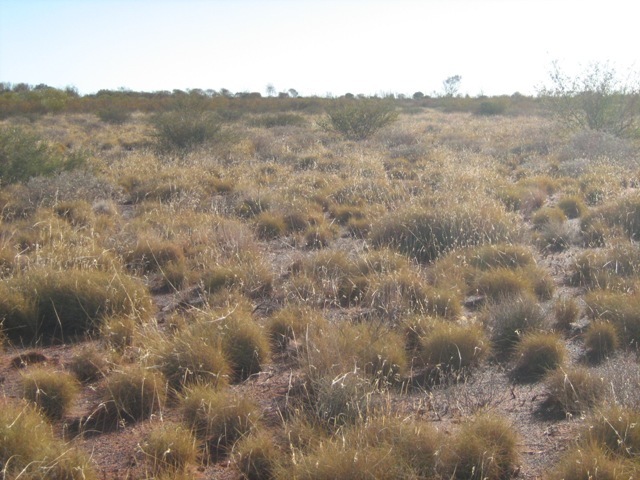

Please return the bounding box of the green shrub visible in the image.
[444,413,519,480]
[249,112,306,128]
[152,109,222,153]
[371,204,516,263]
[475,100,507,116]
[482,294,547,357]
[584,320,619,362]
[0,126,85,184]
[97,105,132,124]
[0,269,153,345]
[542,367,605,416]
[0,398,97,479]
[319,99,398,140]
[141,424,197,474]
[21,367,79,420]
[181,385,258,460]
[511,332,566,383]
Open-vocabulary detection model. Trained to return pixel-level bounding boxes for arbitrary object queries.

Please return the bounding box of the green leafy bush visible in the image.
[319,99,398,140]
[0,126,85,184]
[152,109,222,153]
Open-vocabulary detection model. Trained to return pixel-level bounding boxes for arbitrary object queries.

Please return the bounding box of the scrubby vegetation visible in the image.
[1,85,639,478]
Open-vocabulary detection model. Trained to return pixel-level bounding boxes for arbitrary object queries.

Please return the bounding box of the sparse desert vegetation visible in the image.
[1,82,640,479]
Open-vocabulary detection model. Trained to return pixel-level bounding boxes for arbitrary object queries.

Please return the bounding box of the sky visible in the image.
[0,0,638,97]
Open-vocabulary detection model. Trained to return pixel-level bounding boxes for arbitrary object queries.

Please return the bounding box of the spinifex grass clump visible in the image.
[444,413,519,480]
[553,296,580,331]
[140,424,198,475]
[0,268,153,344]
[0,398,97,479]
[181,385,258,461]
[570,243,640,290]
[585,290,640,347]
[152,109,222,153]
[412,320,490,382]
[371,203,517,263]
[584,320,619,362]
[542,367,605,416]
[233,430,285,480]
[511,332,566,383]
[21,367,80,420]
[583,194,640,240]
[482,293,547,357]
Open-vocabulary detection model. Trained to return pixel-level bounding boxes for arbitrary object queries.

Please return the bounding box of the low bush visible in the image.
[444,413,519,480]
[97,105,132,124]
[475,100,507,116]
[0,268,153,345]
[21,367,79,419]
[181,385,258,460]
[319,99,398,140]
[0,398,97,479]
[140,424,197,474]
[0,126,85,184]
[542,367,605,417]
[371,204,517,263]
[152,109,222,153]
[511,332,566,383]
[584,320,619,362]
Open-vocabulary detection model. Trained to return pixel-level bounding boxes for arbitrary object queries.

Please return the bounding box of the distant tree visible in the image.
[288,88,299,98]
[266,84,276,97]
[539,61,640,137]
[278,91,290,98]
[442,75,462,97]
[412,91,425,100]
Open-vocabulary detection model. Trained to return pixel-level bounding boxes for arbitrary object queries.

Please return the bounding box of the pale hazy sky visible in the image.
[0,0,637,97]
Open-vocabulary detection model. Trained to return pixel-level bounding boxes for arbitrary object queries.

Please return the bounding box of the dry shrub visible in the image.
[444,413,519,480]
[542,367,605,417]
[371,204,517,263]
[21,367,79,420]
[511,332,566,383]
[0,398,97,479]
[181,385,258,461]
